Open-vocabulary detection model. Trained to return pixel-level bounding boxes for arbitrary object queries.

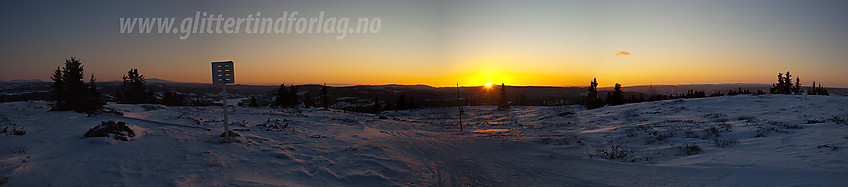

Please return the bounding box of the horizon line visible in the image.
[6,78,843,89]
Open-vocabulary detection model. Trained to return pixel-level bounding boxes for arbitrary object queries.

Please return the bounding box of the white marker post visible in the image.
[212,61,235,136]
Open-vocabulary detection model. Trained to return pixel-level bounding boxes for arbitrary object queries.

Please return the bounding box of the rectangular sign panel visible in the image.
[211,61,234,84]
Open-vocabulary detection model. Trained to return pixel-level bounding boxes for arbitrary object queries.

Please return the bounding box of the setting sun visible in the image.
[485,82,492,88]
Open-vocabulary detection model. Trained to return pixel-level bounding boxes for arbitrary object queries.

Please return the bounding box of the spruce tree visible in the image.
[808,82,815,95]
[819,84,828,95]
[62,57,86,109]
[611,83,624,106]
[497,83,509,111]
[273,84,289,107]
[49,57,103,112]
[585,78,601,109]
[84,74,104,112]
[783,71,793,94]
[288,85,300,107]
[50,66,65,107]
[770,71,796,94]
[119,69,154,104]
[321,83,329,110]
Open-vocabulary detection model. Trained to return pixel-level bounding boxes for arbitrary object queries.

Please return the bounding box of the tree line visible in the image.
[49,57,177,113]
[583,71,830,110]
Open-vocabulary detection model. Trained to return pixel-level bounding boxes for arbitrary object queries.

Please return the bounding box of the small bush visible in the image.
[645,130,673,144]
[0,176,9,186]
[1,126,25,136]
[817,144,839,152]
[755,128,768,137]
[829,116,847,126]
[680,143,702,155]
[704,127,721,138]
[12,127,25,135]
[587,141,632,160]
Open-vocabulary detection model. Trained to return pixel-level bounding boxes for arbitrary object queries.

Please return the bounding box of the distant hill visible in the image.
[3,79,44,83]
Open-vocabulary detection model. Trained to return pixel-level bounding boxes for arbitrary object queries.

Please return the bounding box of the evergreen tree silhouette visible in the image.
[783,71,793,94]
[585,78,601,109]
[770,71,795,94]
[819,84,828,95]
[50,66,65,107]
[62,57,86,110]
[809,81,829,95]
[611,83,624,106]
[288,85,300,107]
[119,69,154,104]
[497,83,510,111]
[809,81,815,94]
[321,83,329,110]
[49,57,103,112]
[273,84,289,107]
[84,74,104,112]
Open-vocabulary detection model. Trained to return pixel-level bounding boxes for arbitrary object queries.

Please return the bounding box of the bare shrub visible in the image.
[817,144,839,152]
[586,141,633,160]
[829,116,847,126]
[679,143,702,155]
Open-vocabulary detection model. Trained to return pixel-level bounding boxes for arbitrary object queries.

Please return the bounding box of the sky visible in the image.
[1,0,847,87]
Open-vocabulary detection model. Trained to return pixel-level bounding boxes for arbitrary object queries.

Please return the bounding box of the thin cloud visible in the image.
[615,50,630,56]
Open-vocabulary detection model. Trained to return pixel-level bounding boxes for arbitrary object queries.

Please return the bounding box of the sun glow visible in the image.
[485,82,492,88]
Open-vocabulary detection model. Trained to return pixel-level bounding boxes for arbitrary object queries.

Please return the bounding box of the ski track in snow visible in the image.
[1,95,847,186]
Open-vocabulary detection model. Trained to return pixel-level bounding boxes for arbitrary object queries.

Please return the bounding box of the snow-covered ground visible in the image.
[1,95,847,186]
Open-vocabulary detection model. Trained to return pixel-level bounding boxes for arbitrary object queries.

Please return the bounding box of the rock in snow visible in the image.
[83,120,136,141]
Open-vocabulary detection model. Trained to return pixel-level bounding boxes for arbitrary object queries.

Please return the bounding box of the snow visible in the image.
[1,95,847,186]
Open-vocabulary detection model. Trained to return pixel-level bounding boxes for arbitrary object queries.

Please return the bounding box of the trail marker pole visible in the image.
[212,61,235,136]
[223,82,228,133]
[457,83,462,132]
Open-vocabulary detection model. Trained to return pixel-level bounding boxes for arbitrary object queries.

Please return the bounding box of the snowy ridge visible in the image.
[1,95,847,186]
